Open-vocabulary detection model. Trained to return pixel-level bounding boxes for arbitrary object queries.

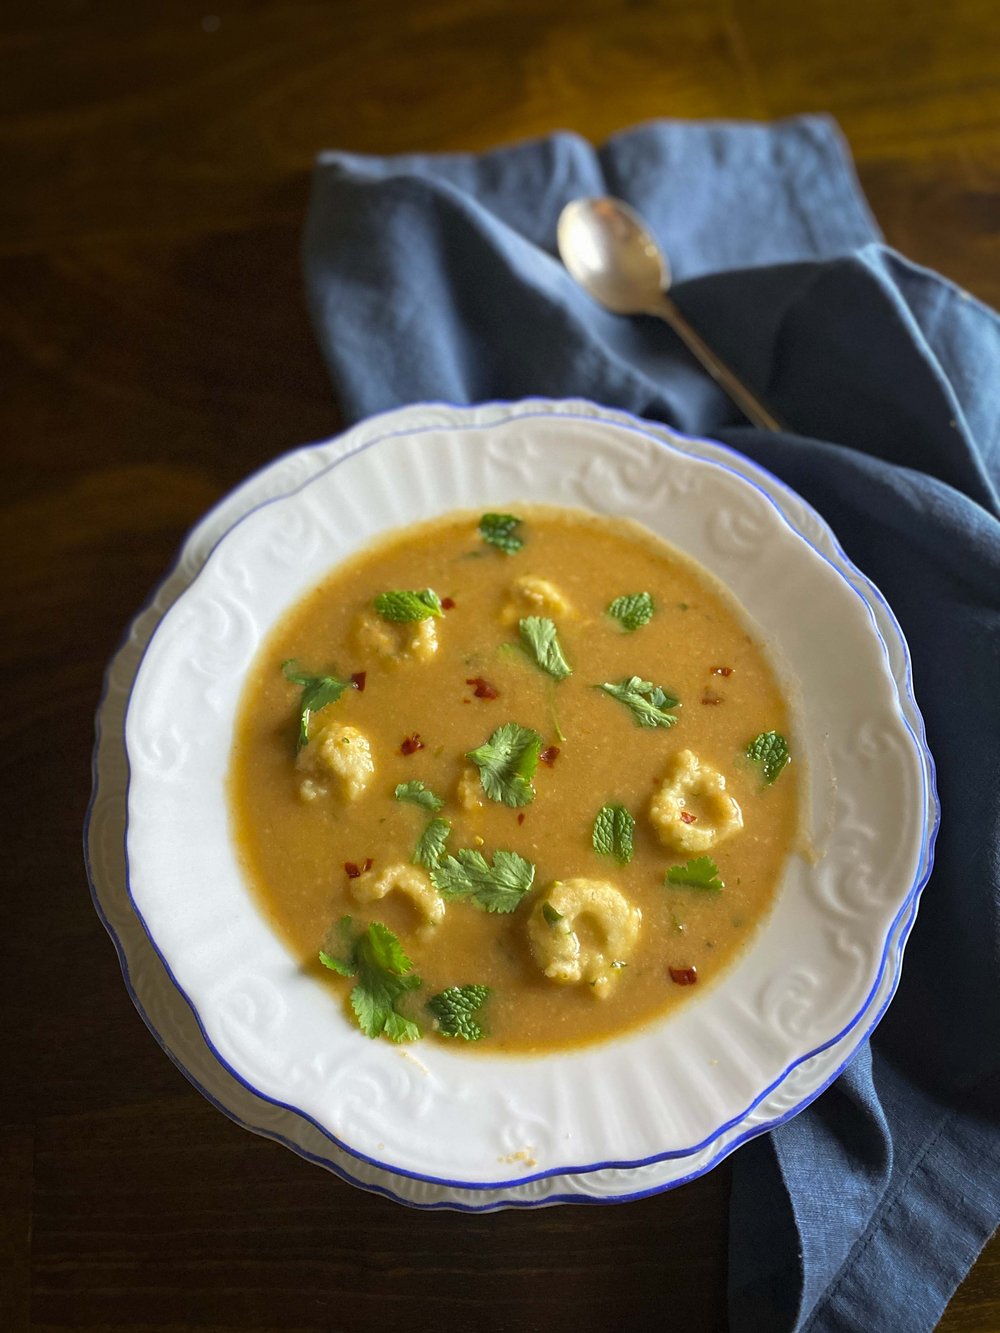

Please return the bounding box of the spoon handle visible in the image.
[651,294,786,432]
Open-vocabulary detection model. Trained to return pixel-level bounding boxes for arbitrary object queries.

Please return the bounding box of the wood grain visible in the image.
[25,1096,730,1332]
[2,1,998,1329]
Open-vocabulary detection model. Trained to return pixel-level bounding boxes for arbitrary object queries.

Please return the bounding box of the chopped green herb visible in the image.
[427,984,491,1040]
[671,911,686,933]
[431,848,535,913]
[592,804,635,865]
[598,676,680,729]
[541,901,564,927]
[519,616,572,680]
[466,721,543,807]
[607,592,655,632]
[373,588,443,622]
[394,780,445,812]
[746,731,791,785]
[665,856,725,892]
[413,816,451,870]
[551,712,566,745]
[317,949,354,977]
[541,678,567,743]
[479,512,523,554]
[319,921,422,1042]
[281,659,353,750]
[320,913,358,967]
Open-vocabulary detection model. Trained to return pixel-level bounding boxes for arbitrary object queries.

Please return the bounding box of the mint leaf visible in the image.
[466,721,543,807]
[373,588,443,622]
[479,512,523,554]
[282,659,354,750]
[746,731,791,785]
[413,816,451,870]
[519,616,572,680]
[427,984,491,1040]
[665,856,725,892]
[431,848,535,913]
[394,780,445,812]
[598,676,680,729]
[607,592,654,632]
[592,804,635,864]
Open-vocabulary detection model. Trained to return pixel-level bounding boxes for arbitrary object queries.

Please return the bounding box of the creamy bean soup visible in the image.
[229,506,797,1054]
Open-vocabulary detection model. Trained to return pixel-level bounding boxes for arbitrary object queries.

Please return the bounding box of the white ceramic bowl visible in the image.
[111,400,936,1201]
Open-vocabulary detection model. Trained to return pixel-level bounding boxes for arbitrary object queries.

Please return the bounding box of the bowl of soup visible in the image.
[122,399,935,1196]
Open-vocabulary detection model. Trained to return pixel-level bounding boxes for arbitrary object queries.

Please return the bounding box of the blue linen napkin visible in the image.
[303,117,1000,1331]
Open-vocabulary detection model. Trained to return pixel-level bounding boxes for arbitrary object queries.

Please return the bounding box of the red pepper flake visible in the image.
[711,665,733,677]
[441,597,456,610]
[701,694,724,705]
[517,812,526,825]
[400,733,424,756]
[680,810,697,825]
[539,746,560,766]
[669,965,698,986]
[344,857,373,879]
[350,671,367,692]
[465,676,499,700]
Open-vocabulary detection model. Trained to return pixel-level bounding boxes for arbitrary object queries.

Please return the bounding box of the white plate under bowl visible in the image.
[101,400,935,1202]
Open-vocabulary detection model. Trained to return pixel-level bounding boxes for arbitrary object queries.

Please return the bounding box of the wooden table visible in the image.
[3,2,997,1328]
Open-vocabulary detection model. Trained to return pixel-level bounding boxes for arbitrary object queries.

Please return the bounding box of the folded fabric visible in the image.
[303,117,1000,1332]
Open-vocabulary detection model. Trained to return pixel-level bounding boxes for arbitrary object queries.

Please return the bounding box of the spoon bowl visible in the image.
[557,197,671,315]
[556,195,784,431]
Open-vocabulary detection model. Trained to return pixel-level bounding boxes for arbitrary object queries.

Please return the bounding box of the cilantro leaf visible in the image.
[282,659,353,750]
[519,616,572,680]
[381,1010,422,1042]
[349,922,422,1042]
[318,921,422,1041]
[413,816,451,870]
[746,731,791,785]
[327,913,357,957]
[318,950,354,976]
[541,900,564,927]
[607,592,655,632]
[598,676,680,729]
[592,804,635,864]
[479,512,523,554]
[431,848,535,913]
[665,856,725,892]
[427,984,491,1040]
[466,721,543,807]
[394,780,445,812]
[373,588,443,622]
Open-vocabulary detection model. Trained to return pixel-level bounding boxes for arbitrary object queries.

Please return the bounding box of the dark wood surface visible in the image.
[3,2,998,1329]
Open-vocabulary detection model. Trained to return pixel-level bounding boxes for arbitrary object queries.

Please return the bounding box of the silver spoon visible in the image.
[557,197,784,432]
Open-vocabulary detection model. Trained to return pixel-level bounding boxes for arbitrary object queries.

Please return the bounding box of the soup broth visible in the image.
[229,506,798,1054]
